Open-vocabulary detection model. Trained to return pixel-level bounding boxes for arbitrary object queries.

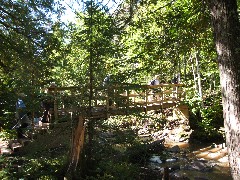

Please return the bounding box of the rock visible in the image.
[166,157,178,162]
[0,139,12,155]
[100,132,116,138]
[169,165,180,172]
[150,139,165,145]
[18,138,32,146]
[151,131,162,139]
[149,155,162,164]
[169,171,190,180]
[179,136,189,142]
[148,139,165,153]
[187,160,212,172]
[168,145,180,153]
[163,167,170,180]
[138,128,149,135]
[194,177,209,180]
[1,147,12,155]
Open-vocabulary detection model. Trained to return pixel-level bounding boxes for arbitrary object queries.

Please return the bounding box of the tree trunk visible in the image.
[190,54,198,94]
[195,51,203,103]
[206,0,240,179]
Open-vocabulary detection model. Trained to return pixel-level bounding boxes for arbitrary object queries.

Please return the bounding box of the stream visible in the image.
[148,142,232,180]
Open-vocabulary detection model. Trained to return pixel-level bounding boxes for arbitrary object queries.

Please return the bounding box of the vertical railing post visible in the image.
[176,85,178,100]
[160,85,163,102]
[145,87,148,112]
[162,85,165,102]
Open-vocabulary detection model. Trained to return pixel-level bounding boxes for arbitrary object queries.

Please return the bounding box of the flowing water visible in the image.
[149,142,232,180]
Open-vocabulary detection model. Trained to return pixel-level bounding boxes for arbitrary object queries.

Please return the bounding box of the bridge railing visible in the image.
[104,83,185,108]
[47,83,185,120]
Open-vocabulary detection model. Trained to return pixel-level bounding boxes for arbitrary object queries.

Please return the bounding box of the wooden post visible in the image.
[127,88,129,110]
[173,104,189,120]
[145,88,148,112]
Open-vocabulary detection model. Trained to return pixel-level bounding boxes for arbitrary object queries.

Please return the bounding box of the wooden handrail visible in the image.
[47,83,185,120]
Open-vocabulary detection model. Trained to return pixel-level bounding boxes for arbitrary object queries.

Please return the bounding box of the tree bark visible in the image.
[195,51,203,107]
[206,0,240,179]
[190,54,198,94]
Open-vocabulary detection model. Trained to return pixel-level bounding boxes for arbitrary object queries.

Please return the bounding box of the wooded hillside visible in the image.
[1,0,239,179]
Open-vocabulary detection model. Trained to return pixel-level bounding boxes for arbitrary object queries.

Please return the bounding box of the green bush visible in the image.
[187,92,224,142]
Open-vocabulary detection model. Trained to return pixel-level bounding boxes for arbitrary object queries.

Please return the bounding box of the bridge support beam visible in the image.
[173,104,189,120]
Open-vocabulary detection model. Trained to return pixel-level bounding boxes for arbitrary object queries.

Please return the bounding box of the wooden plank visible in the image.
[120,94,139,97]
[162,90,173,94]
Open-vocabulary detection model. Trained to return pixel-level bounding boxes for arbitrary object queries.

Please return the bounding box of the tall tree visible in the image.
[0,0,62,124]
[0,0,60,83]
[57,1,120,87]
[119,0,218,86]
[206,0,240,178]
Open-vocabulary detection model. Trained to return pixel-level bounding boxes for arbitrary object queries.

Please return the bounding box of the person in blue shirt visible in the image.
[16,98,26,109]
[15,93,31,138]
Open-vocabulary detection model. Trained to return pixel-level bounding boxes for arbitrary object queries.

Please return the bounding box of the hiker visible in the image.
[171,74,180,84]
[15,93,31,138]
[148,75,161,101]
[103,74,111,87]
[41,83,56,123]
[149,75,161,86]
[102,75,114,106]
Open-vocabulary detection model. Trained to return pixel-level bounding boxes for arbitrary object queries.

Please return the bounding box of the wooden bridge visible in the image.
[34,83,189,171]
[47,83,188,121]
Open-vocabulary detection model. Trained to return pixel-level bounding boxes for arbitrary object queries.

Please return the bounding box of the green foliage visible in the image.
[118,0,215,84]
[85,161,139,180]
[0,0,61,84]
[125,142,151,164]
[53,1,122,87]
[0,0,64,127]
[0,0,229,178]
[188,92,224,142]
[0,129,16,140]
[199,107,222,134]
[0,123,71,179]
[102,115,135,129]
[0,156,16,179]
